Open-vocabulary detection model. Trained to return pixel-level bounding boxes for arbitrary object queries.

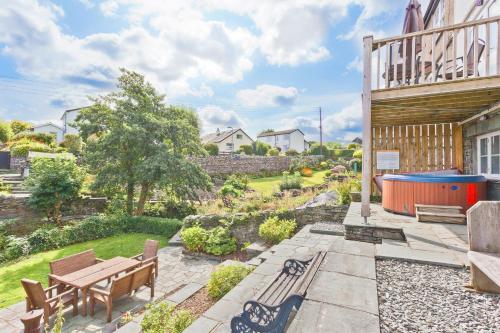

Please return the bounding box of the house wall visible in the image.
[33,124,64,143]
[216,129,253,154]
[257,130,306,153]
[63,110,80,135]
[463,113,500,200]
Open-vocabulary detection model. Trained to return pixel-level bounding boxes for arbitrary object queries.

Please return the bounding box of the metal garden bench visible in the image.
[231,251,326,333]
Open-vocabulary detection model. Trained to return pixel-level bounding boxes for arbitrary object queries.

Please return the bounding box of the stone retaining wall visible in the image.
[183,203,348,244]
[10,156,27,172]
[189,155,322,176]
[344,225,405,244]
[0,196,107,235]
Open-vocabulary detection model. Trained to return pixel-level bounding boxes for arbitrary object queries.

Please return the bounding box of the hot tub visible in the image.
[382,174,487,216]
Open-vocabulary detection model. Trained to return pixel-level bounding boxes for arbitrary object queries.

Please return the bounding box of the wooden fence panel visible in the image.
[372,122,458,178]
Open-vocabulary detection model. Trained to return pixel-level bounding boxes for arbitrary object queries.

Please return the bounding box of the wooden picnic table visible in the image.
[50,256,140,316]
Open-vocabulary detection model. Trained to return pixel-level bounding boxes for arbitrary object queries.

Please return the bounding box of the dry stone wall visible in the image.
[189,155,322,176]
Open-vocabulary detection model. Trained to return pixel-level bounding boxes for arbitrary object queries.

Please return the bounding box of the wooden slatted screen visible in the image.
[372,123,461,178]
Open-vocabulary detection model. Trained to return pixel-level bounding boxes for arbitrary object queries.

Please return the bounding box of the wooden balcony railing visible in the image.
[367,16,500,90]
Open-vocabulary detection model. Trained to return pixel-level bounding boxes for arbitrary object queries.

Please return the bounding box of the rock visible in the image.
[297,191,338,209]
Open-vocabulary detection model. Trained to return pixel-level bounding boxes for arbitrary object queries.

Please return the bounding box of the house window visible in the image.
[433,0,445,28]
[283,134,290,141]
[226,143,233,149]
[477,130,500,178]
[236,134,243,139]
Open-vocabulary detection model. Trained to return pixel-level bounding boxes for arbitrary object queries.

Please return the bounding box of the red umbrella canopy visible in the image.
[399,0,425,57]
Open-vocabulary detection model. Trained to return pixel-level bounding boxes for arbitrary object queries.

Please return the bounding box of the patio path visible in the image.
[344,202,469,267]
[0,246,217,333]
[184,225,379,332]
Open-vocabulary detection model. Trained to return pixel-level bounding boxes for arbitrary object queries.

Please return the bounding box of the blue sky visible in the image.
[0,0,429,142]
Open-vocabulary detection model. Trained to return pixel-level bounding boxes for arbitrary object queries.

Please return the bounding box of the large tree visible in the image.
[76,69,212,215]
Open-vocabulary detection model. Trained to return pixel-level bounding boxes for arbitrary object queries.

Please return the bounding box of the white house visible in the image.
[202,128,254,154]
[32,123,64,143]
[257,129,309,153]
[60,108,82,136]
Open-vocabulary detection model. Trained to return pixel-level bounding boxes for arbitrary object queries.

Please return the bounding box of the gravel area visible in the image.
[377,259,500,333]
[177,287,215,318]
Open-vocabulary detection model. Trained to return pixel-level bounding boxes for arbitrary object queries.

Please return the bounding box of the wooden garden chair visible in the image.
[21,279,78,325]
[49,249,106,288]
[131,239,159,278]
[89,263,155,322]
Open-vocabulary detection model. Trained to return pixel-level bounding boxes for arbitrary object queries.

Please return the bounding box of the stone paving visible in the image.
[0,246,217,333]
[184,225,380,333]
[344,202,469,268]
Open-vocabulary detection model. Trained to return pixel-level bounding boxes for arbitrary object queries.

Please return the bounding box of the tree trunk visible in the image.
[126,181,135,215]
[54,194,62,228]
[135,183,150,216]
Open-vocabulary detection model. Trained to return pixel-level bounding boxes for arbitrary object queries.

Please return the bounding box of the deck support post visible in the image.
[361,35,373,218]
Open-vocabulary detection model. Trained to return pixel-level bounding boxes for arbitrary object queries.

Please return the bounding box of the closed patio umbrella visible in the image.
[399,0,425,57]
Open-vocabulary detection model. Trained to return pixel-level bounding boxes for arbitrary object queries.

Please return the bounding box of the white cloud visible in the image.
[346,56,363,73]
[237,84,298,107]
[197,105,245,133]
[100,0,118,16]
[79,0,94,9]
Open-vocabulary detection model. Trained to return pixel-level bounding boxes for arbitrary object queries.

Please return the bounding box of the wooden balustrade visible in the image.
[369,16,500,90]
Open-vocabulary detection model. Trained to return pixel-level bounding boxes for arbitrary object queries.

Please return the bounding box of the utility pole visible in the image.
[319,107,323,156]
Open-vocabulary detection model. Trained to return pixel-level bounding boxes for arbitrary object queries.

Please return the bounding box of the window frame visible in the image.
[477,129,500,179]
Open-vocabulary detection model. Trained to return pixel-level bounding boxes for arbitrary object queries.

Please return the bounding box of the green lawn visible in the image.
[248,170,329,195]
[0,233,168,309]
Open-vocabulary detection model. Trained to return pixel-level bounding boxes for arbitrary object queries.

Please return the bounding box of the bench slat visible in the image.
[294,252,326,297]
[468,251,500,286]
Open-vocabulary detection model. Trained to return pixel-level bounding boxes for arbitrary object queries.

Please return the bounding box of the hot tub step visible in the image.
[415,204,462,215]
[416,211,466,225]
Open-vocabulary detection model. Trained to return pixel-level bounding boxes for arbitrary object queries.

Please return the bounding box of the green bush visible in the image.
[207,265,254,300]
[25,157,85,226]
[12,132,55,145]
[119,216,182,236]
[181,226,208,252]
[10,140,53,157]
[336,181,352,205]
[0,121,13,143]
[141,302,195,333]
[9,120,32,135]
[224,175,248,191]
[167,310,195,333]
[267,148,280,156]
[255,141,271,156]
[219,184,243,198]
[289,156,317,172]
[204,143,219,156]
[279,171,302,191]
[285,149,299,156]
[238,144,253,155]
[141,302,174,333]
[347,143,359,150]
[353,149,363,158]
[2,236,30,262]
[27,226,66,252]
[333,149,355,158]
[259,216,297,244]
[59,134,83,155]
[204,226,237,256]
[143,199,196,219]
[0,178,11,193]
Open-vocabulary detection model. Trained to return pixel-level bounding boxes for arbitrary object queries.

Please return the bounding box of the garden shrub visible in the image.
[204,143,219,156]
[12,132,56,145]
[0,178,11,193]
[336,181,352,205]
[0,121,13,143]
[119,216,182,236]
[333,149,355,158]
[285,149,299,156]
[353,149,363,158]
[350,179,362,192]
[238,144,253,155]
[268,148,280,156]
[289,156,317,172]
[207,265,254,300]
[279,171,302,191]
[181,226,208,252]
[224,175,248,191]
[59,134,83,155]
[10,120,31,135]
[167,310,195,333]
[10,140,53,157]
[255,141,271,156]
[141,302,175,333]
[143,199,196,219]
[2,236,30,262]
[259,216,297,244]
[24,157,85,227]
[347,143,359,150]
[27,226,66,252]
[219,184,243,198]
[204,226,237,256]
[319,161,329,170]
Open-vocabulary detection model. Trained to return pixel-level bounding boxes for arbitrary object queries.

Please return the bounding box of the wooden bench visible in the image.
[49,250,105,288]
[231,251,326,333]
[89,263,155,322]
[467,201,500,293]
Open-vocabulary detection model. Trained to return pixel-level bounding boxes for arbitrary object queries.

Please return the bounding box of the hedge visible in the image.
[0,215,182,263]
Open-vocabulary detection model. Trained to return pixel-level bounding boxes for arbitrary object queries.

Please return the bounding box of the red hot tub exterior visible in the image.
[382,174,487,216]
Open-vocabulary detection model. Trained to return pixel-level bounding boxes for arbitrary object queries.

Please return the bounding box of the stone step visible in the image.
[167,231,183,247]
[416,211,466,225]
